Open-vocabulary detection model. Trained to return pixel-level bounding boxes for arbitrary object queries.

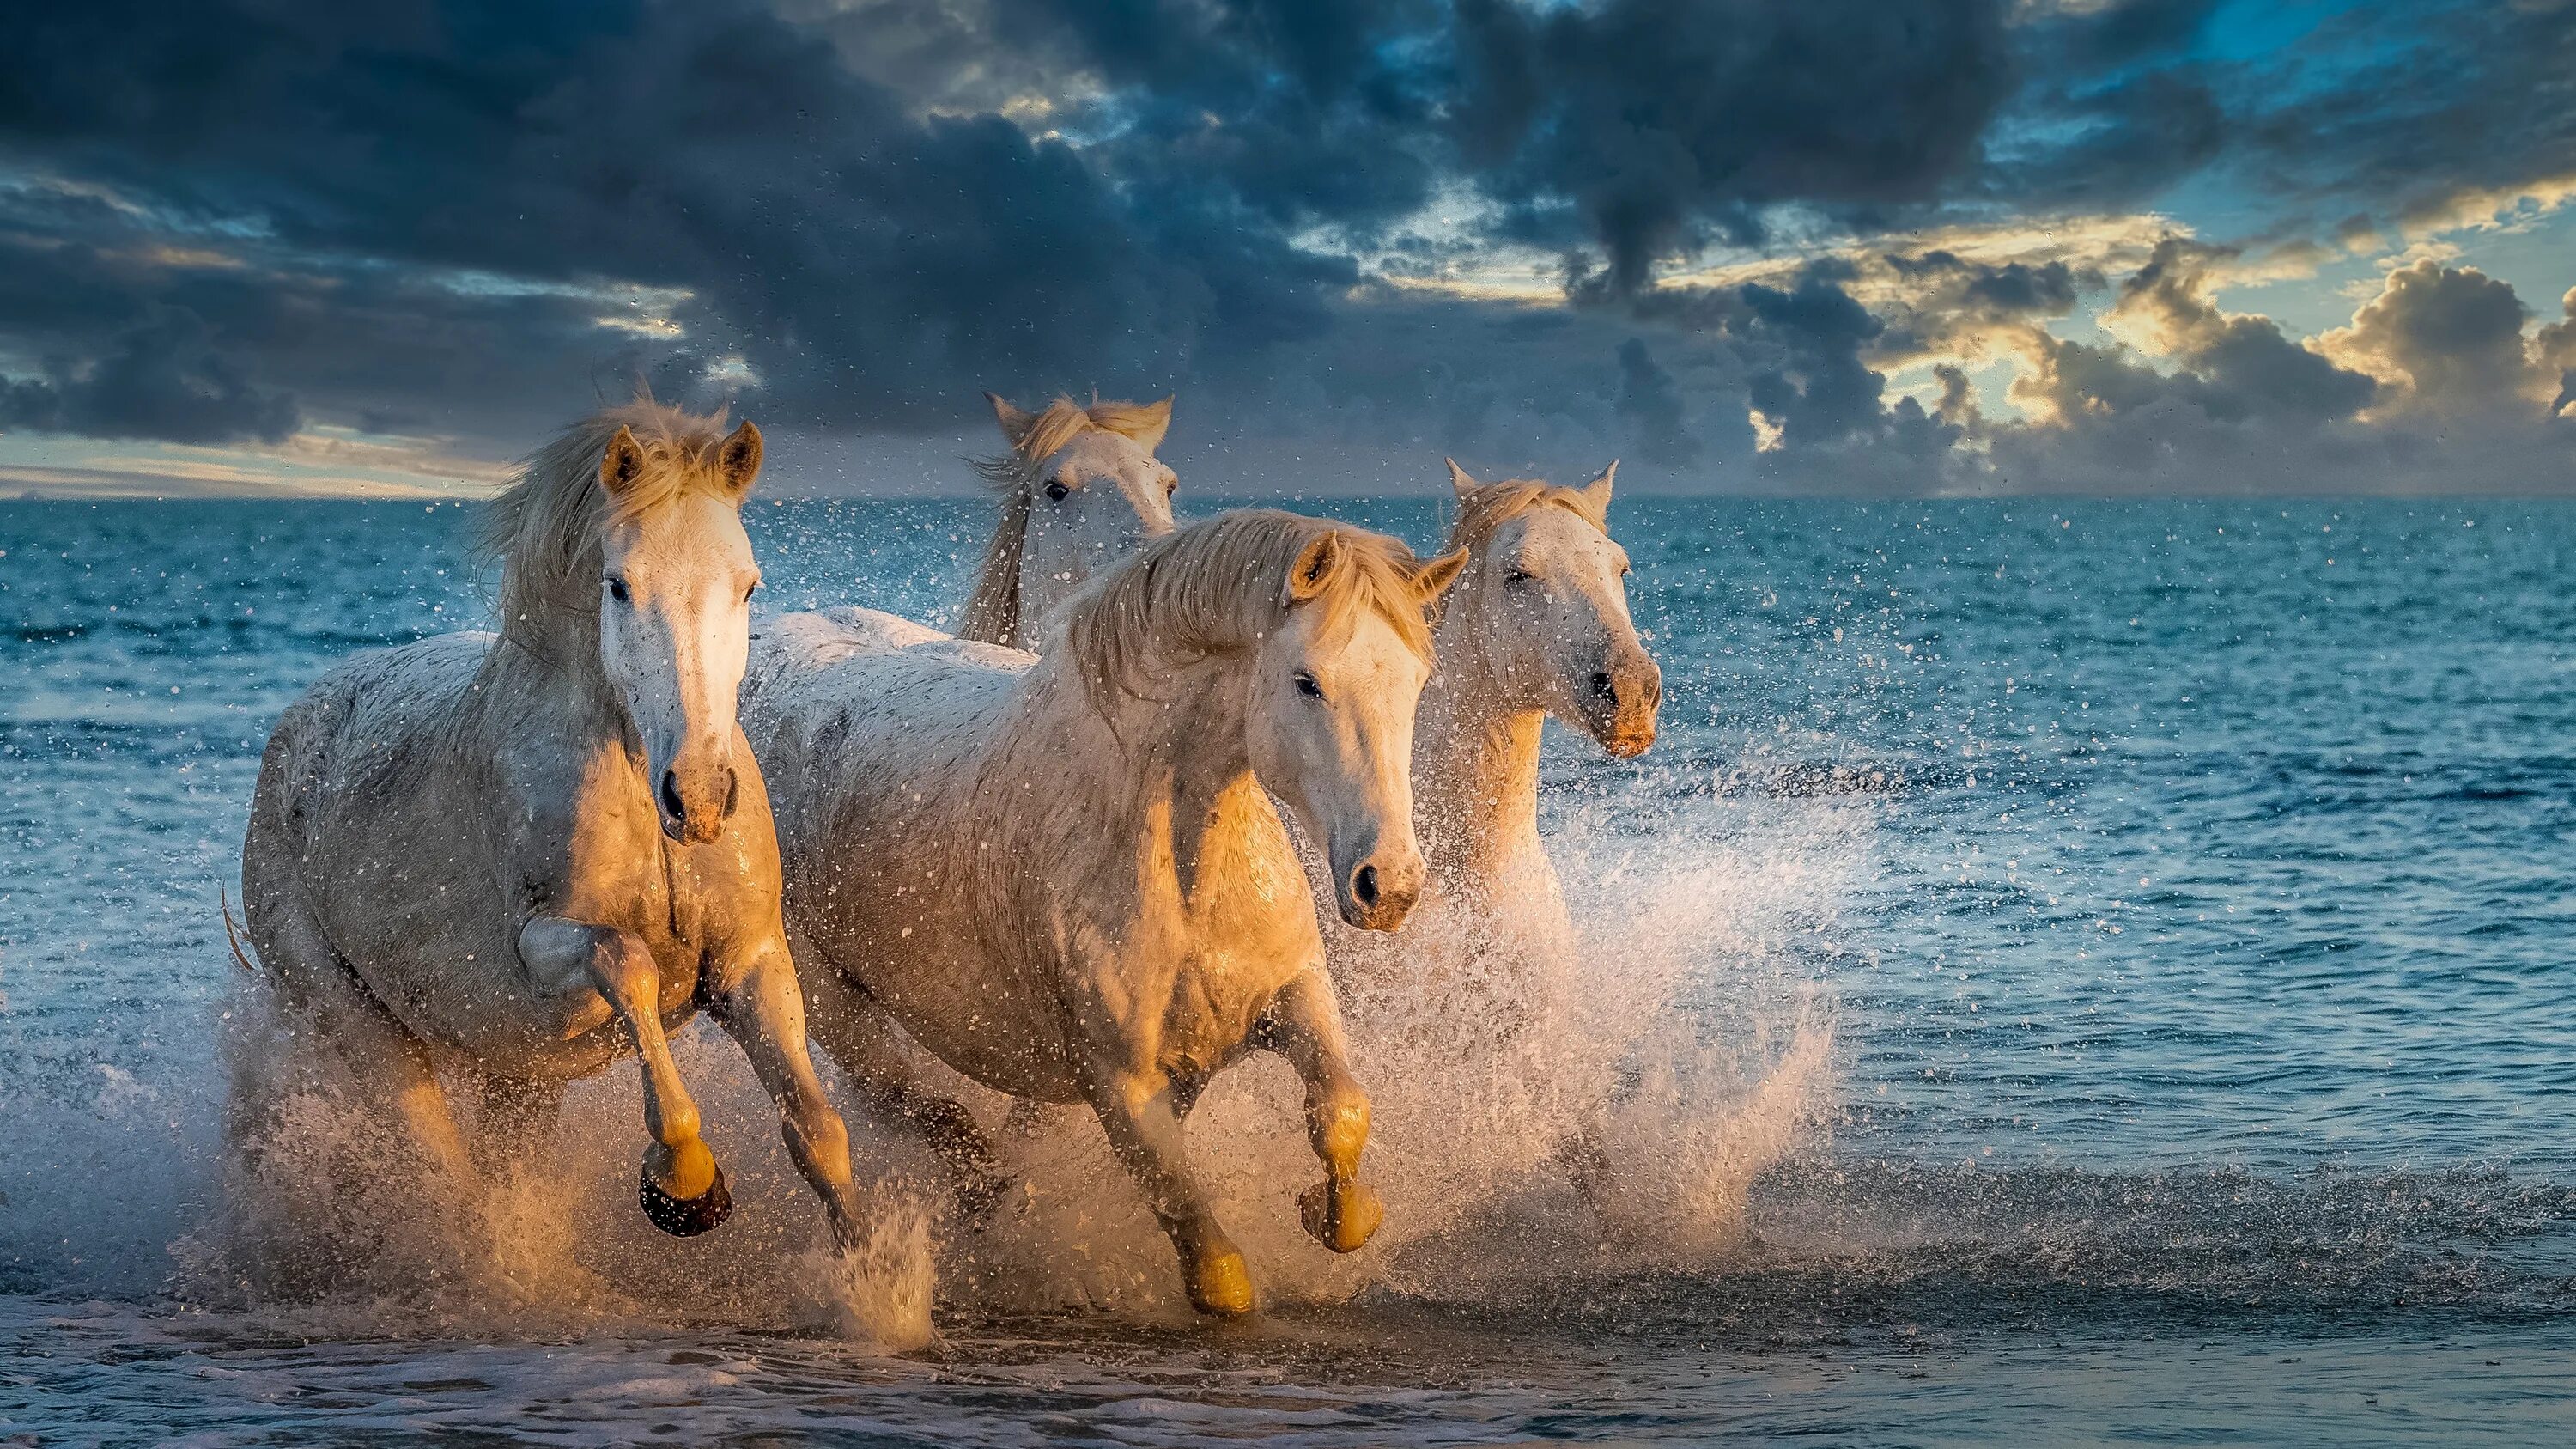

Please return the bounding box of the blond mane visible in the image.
[1441,478,1611,557]
[479,399,743,639]
[959,395,1170,646]
[1059,509,1435,713]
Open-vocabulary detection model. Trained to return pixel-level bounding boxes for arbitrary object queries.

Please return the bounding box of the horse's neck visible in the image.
[1415,642,1549,894]
[471,609,627,758]
[1001,660,1262,914]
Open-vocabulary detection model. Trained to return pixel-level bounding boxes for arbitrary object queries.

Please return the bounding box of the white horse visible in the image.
[1410,460,1661,920]
[954,393,1179,650]
[1315,461,1661,1216]
[742,512,1467,1315]
[235,402,870,1254]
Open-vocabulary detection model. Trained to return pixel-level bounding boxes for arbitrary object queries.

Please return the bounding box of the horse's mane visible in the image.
[1056,509,1435,715]
[1441,477,1610,557]
[959,395,1169,646]
[477,399,740,641]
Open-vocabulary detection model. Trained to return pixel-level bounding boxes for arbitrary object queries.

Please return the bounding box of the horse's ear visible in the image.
[1578,460,1617,516]
[1285,531,1345,603]
[599,426,647,496]
[1110,394,1175,454]
[717,420,763,498]
[987,392,1036,447]
[1444,457,1478,501]
[1412,546,1469,605]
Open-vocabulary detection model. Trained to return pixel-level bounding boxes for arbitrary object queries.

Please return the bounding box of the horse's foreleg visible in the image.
[708,938,869,1251]
[1255,965,1384,1254]
[796,945,1005,1219]
[1081,1066,1254,1316]
[518,917,729,1237]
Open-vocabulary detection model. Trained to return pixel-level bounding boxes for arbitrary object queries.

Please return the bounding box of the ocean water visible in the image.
[4,495,2575,1444]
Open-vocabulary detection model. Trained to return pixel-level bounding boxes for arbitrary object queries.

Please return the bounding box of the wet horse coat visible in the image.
[743,511,1466,1314]
[235,402,869,1252]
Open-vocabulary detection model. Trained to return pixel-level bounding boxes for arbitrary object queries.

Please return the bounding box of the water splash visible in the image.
[946,764,1853,1312]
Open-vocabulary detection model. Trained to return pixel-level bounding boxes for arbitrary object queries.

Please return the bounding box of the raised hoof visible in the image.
[639,1163,733,1237]
[1298,1178,1383,1254]
[1186,1246,1256,1317]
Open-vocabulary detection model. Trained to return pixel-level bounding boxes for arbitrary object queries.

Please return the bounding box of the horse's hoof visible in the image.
[639,1163,732,1237]
[1299,1178,1383,1253]
[1186,1246,1256,1317]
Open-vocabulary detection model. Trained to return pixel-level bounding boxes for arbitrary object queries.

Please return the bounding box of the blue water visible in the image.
[5,496,2575,1443]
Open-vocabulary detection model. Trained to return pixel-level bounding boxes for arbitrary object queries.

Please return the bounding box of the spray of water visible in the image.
[951,775,1855,1312]
[170,977,943,1347]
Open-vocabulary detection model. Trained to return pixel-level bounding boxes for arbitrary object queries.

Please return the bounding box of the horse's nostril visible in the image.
[1353,863,1380,907]
[659,770,686,822]
[720,767,740,820]
[1591,671,1616,701]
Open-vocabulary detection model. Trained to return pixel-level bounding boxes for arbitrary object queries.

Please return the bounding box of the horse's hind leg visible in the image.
[519,917,728,1237]
[1255,965,1384,1254]
[1080,1064,1254,1316]
[707,936,869,1251]
[796,945,1005,1218]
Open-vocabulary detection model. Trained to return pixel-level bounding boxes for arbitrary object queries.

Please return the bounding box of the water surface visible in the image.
[4,496,2573,1443]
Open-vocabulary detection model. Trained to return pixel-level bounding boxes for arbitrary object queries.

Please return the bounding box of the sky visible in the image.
[0,0,2570,499]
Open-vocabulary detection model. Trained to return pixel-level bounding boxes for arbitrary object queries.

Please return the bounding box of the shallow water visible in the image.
[4,496,2575,1442]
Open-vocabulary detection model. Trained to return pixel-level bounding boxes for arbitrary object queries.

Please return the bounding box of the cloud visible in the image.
[2320,259,2552,418]
[1453,0,2014,290]
[2101,237,2377,423]
[0,0,2570,496]
[1614,338,1699,466]
[0,307,298,444]
[2537,288,2576,417]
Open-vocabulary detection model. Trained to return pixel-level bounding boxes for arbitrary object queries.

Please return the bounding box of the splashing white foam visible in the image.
[958,767,1861,1311]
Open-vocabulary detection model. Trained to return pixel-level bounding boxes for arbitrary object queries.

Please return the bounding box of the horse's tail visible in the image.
[219,886,260,976]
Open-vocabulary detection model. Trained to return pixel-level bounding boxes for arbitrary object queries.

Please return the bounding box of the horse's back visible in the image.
[256,631,495,831]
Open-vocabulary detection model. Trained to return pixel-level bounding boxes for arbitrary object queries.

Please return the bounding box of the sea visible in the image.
[3,494,2574,1445]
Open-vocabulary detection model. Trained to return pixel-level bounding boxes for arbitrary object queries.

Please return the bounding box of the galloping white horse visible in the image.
[1314,460,1661,1215]
[1411,460,1661,920]
[743,512,1466,1314]
[236,402,869,1252]
[956,393,1178,650]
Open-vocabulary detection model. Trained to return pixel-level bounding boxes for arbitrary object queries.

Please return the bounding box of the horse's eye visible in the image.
[606,575,631,603]
[1505,569,1534,586]
[1044,480,1070,502]
[1293,671,1324,700]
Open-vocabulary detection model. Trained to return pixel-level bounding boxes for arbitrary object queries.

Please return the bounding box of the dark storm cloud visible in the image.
[0,0,1351,439]
[1614,338,1699,467]
[2235,0,2576,234]
[1452,0,2014,291]
[0,0,2569,492]
[0,307,297,445]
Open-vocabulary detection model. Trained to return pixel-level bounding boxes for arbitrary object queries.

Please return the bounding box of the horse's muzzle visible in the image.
[1339,852,1424,932]
[658,764,739,845]
[1583,654,1662,758]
